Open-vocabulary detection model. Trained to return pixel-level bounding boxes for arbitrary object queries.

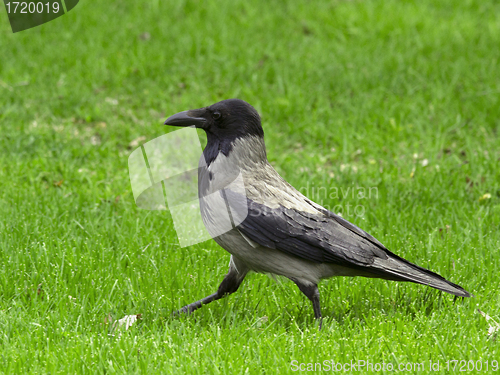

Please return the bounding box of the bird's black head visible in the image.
[164,99,264,140]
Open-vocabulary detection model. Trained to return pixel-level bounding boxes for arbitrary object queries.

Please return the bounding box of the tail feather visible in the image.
[370,251,471,298]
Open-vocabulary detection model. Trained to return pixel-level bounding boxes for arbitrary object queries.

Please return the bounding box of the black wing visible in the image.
[222,189,471,297]
[224,189,389,268]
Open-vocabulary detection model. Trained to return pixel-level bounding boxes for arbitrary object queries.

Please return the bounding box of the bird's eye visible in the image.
[213,111,221,120]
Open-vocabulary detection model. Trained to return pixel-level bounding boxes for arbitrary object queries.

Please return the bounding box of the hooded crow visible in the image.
[164,98,470,326]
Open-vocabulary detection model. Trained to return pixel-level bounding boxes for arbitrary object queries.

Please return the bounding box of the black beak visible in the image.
[164,110,207,128]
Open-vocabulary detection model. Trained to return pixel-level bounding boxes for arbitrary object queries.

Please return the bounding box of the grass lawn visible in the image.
[1,0,499,373]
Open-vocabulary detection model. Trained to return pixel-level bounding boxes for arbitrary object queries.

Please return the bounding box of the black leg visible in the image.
[174,256,248,316]
[290,278,322,329]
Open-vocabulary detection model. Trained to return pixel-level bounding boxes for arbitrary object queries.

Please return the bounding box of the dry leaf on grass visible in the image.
[128,136,147,148]
[479,193,491,202]
[105,97,119,105]
[114,314,142,330]
[478,309,499,338]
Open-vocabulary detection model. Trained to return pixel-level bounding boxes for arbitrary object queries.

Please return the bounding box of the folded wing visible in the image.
[223,189,470,297]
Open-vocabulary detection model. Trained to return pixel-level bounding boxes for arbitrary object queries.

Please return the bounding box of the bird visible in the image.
[164,98,470,327]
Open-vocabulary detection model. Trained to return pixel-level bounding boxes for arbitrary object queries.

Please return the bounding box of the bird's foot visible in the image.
[317,317,323,330]
[171,305,194,317]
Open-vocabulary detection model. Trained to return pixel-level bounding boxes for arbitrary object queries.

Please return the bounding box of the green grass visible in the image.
[1,0,500,373]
